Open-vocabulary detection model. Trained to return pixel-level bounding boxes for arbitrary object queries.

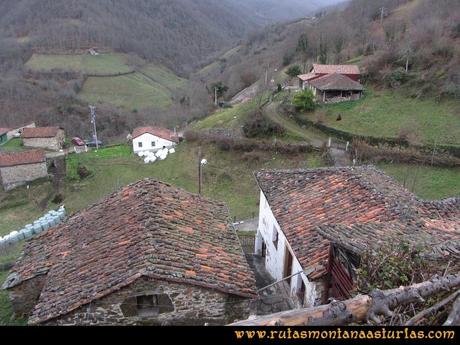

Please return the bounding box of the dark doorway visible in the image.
[261,241,267,258]
[283,247,293,286]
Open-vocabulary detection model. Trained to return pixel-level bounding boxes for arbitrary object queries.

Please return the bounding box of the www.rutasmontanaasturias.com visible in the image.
[233,328,456,341]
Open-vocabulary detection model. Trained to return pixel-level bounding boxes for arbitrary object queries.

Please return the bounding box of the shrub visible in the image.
[286,65,302,78]
[77,164,91,179]
[242,111,286,138]
[292,89,316,112]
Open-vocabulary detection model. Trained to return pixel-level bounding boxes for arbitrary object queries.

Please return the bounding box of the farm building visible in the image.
[298,64,363,103]
[0,128,9,144]
[307,73,364,103]
[0,150,48,191]
[22,127,65,151]
[5,122,36,140]
[254,166,459,307]
[3,179,257,325]
[132,126,179,154]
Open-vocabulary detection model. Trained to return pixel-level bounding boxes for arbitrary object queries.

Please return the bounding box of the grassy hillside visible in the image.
[304,88,460,146]
[79,73,173,111]
[379,163,460,200]
[26,53,133,75]
[0,141,325,237]
[140,64,187,91]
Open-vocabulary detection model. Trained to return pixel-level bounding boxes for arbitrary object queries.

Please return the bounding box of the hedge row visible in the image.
[280,103,460,158]
[352,140,460,168]
[184,130,318,154]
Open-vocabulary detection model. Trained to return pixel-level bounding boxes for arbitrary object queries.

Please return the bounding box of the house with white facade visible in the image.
[253,166,456,308]
[131,127,179,154]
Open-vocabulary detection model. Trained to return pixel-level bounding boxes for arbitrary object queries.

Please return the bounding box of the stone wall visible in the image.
[0,162,48,191]
[8,274,48,318]
[23,130,65,151]
[45,277,251,325]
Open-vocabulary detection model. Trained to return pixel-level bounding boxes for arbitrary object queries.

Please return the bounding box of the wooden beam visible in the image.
[230,274,460,326]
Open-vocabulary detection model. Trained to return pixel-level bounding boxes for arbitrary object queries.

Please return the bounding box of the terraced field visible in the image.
[79,72,173,111]
[26,53,132,75]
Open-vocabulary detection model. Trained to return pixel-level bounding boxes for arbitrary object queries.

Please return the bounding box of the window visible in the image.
[120,294,174,318]
[272,226,278,250]
[151,141,156,147]
[138,142,143,148]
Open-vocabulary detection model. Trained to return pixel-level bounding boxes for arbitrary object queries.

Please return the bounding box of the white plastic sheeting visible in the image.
[138,148,173,164]
[0,206,66,249]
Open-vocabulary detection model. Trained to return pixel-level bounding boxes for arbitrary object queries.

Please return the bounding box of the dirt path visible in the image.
[263,102,326,147]
[263,101,352,167]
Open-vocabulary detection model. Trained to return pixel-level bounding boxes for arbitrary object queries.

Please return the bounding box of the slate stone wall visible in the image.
[0,162,48,191]
[44,276,251,325]
[8,274,48,318]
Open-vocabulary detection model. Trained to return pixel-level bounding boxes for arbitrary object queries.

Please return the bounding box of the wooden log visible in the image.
[444,295,460,326]
[230,273,460,326]
[405,290,459,326]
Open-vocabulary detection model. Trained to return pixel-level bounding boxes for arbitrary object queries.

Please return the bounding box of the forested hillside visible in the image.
[200,0,460,100]
[0,0,338,74]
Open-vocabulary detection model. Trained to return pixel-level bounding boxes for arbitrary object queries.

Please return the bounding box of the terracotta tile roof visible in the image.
[255,166,429,279]
[0,128,11,136]
[132,126,179,143]
[0,150,46,167]
[22,127,61,138]
[298,73,318,81]
[4,179,256,324]
[312,64,360,75]
[309,73,364,91]
[316,220,459,258]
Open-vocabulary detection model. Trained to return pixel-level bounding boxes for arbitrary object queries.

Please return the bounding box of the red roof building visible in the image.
[132,126,179,143]
[254,166,459,306]
[4,179,257,325]
[0,150,48,191]
[22,127,61,139]
[0,150,45,167]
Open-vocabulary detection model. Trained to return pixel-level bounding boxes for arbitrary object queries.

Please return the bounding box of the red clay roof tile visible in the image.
[132,126,179,143]
[22,127,61,138]
[255,166,458,279]
[0,150,46,167]
[6,179,256,324]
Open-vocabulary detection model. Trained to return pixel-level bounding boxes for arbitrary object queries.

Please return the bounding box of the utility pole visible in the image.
[380,7,386,25]
[198,147,203,195]
[214,87,218,106]
[89,105,99,150]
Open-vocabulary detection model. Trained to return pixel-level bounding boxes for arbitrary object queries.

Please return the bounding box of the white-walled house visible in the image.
[255,190,320,308]
[253,166,434,308]
[131,127,179,154]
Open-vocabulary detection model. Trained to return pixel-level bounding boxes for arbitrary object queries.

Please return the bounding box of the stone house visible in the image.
[6,122,36,140]
[3,179,257,325]
[0,150,48,191]
[254,166,459,307]
[132,127,179,154]
[22,127,65,151]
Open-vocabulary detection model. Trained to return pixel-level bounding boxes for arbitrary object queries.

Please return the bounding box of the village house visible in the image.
[6,122,36,140]
[132,127,179,154]
[254,166,459,307]
[0,150,48,191]
[3,179,257,325]
[22,127,65,151]
[298,64,364,103]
